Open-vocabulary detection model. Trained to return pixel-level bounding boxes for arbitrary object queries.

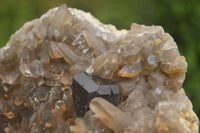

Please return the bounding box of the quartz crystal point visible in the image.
[0,3,198,133]
[89,98,133,133]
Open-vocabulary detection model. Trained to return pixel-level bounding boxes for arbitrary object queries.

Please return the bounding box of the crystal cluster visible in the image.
[0,4,198,133]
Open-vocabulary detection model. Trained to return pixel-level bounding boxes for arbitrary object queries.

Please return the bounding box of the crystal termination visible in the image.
[72,72,120,117]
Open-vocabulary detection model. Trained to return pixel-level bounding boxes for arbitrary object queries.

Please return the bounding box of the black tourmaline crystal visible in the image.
[72,72,120,117]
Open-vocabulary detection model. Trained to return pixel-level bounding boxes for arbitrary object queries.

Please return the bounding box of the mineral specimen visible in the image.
[0,3,199,133]
[72,72,120,117]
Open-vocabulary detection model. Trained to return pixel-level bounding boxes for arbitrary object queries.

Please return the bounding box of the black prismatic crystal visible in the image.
[72,72,120,117]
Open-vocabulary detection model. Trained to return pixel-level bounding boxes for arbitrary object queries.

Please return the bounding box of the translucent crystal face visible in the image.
[0,3,198,133]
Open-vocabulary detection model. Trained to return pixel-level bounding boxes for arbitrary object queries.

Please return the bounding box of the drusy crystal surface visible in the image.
[0,4,198,133]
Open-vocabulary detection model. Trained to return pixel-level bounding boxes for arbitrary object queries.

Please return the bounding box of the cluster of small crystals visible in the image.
[0,3,198,133]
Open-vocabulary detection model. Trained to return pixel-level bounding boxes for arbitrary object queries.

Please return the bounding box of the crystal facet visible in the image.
[72,72,120,117]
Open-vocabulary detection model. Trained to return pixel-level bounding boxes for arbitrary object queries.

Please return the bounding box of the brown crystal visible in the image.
[0,3,198,133]
[89,98,133,133]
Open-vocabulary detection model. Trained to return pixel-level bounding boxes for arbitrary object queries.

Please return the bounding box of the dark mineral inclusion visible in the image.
[72,72,120,117]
